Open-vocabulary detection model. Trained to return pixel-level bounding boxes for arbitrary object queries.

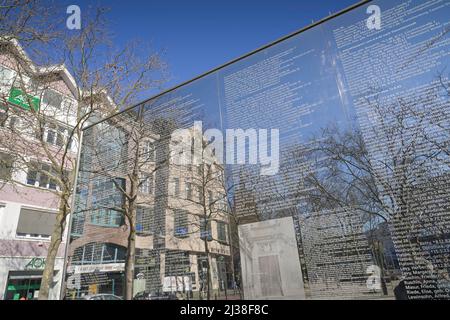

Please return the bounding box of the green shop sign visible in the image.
[25,257,46,270]
[8,87,40,111]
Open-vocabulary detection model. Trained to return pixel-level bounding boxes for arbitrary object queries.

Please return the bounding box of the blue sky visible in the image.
[74,0,357,89]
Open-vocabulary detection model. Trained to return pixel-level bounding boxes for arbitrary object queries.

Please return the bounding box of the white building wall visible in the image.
[0,256,64,300]
[0,201,19,239]
[0,200,67,300]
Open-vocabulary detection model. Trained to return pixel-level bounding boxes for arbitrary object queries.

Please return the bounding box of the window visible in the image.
[217,221,228,243]
[0,111,18,130]
[173,177,180,197]
[71,243,126,265]
[26,162,58,190]
[217,196,228,212]
[139,173,154,194]
[16,207,55,238]
[46,125,56,144]
[0,152,13,181]
[197,185,204,203]
[70,213,85,237]
[90,208,123,227]
[142,141,155,162]
[200,218,212,241]
[26,168,37,186]
[137,206,153,234]
[43,89,63,109]
[0,110,8,127]
[91,177,124,206]
[43,123,71,148]
[56,126,65,146]
[185,181,193,200]
[174,209,189,238]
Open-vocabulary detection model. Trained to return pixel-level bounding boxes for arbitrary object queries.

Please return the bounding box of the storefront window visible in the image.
[4,271,44,300]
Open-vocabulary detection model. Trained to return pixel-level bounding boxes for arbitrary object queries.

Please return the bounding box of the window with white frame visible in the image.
[26,162,61,190]
[217,221,228,243]
[142,140,155,162]
[139,173,154,195]
[42,122,73,149]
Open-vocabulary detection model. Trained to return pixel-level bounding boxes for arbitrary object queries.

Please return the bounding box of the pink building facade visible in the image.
[0,39,79,300]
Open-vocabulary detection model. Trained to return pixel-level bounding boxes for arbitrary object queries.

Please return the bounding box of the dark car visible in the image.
[133,291,178,300]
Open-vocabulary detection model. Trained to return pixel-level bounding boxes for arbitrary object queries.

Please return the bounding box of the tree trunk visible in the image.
[123,183,137,300]
[38,196,68,300]
[124,217,136,300]
[123,128,141,300]
[203,237,211,300]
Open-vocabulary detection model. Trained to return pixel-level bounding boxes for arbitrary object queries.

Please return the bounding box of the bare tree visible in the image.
[0,7,167,300]
[0,0,61,44]
[294,84,450,297]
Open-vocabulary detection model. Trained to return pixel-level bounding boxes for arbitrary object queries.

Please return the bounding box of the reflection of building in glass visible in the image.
[64,0,450,300]
[65,117,233,299]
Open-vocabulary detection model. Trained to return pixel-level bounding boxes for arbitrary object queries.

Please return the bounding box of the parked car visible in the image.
[82,294,123,300]
[133,291,178,300]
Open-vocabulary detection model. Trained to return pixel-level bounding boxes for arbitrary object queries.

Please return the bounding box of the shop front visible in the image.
[4,270,43,300]
[65,263,125,299]
[0,256,63,300]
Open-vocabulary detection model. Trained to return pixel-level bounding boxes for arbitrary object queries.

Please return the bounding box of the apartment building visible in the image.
[0,39,79,300]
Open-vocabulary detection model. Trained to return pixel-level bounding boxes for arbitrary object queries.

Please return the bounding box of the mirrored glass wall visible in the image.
[65,0,450,300]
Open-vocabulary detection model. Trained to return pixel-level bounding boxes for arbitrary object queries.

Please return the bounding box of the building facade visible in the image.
[0,39,79,300]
